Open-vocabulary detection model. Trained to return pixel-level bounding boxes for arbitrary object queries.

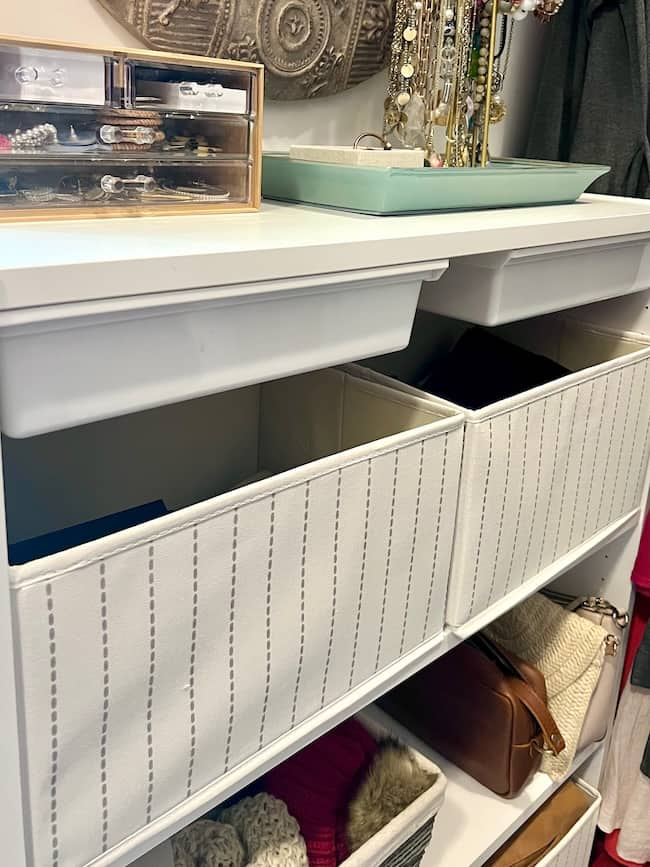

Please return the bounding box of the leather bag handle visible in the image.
[472,633,542,689]
[510,679,565,756]
[472,633,566,756]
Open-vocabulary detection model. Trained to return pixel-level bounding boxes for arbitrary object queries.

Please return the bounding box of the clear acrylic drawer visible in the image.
[0,37,262,219]
[125,55,255,115]
[0,40,113,107]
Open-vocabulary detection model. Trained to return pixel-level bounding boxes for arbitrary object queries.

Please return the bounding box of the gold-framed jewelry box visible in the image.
[0,34,263,221]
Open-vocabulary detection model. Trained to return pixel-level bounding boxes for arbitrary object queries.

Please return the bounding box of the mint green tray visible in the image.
[262,154,609,215]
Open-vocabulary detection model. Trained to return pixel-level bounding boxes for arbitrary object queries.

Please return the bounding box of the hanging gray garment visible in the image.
[633,621,650,690]
[631,620,650,778]
[526,0,650,197]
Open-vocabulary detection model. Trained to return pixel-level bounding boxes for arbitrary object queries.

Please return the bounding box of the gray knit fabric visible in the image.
[221,793,308,867]
[485,593,607,780]
[526,0,650,198]
[172,819,244,867]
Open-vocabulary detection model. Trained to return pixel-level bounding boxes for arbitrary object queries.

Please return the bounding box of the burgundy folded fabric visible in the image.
[265,718,378,866]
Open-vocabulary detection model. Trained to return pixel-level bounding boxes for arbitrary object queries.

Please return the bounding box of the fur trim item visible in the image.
[346,740,437,854]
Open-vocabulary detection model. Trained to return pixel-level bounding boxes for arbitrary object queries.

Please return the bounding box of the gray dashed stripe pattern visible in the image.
[469,422,493,617]
[487,414,511,606]
[553,390,579,559]
[504,406,529,594]
[99,563,109,851]
[538,391,565,573]
[401,442,425,654]
[259,497,275,746]
[46,582,59,867]
[349,460,372,689]
[522,401,547,578]
[609,366,634,522]
[583,376,609,539]
[186,527,199,798]
[376,453,399,671]
[633,359,650,505]
[322,471,342,705]
[145,546,156,824]
[596,370,623,526]
[622,363,647,510]
[568,381,595,549]
[224,510,238,771]
[291,483,309,727]
[424,434,448,636]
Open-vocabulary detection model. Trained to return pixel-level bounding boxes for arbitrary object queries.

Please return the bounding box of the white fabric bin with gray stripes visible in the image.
[5,366,463,867]
[357,317,650,630]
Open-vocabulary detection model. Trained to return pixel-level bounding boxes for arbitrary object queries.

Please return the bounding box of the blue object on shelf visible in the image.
[8,500,168,565]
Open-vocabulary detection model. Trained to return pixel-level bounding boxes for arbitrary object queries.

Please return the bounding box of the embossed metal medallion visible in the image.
[97,0,393,99]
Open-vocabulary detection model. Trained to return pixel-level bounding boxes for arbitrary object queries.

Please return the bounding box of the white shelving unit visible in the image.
[1,195,650,867]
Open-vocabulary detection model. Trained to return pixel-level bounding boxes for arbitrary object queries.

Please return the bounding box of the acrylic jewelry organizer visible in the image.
[0,35,263,220]
[384,0,561,167]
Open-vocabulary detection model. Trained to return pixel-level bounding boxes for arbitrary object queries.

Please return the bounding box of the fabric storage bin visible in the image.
[355,315,650,630]
[491,780,601,867]
[346,714,447,867]
[129,713,447,867]
[4,366,463,867]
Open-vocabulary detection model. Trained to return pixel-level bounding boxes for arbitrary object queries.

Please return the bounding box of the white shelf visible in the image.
[0,195,649,435]
[1,195,650,309]
[364,705,602,867]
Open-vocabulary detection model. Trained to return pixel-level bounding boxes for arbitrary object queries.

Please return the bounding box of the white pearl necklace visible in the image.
[9,123,58,151]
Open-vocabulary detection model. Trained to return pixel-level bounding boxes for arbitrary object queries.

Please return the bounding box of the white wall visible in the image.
[0,0,545,156]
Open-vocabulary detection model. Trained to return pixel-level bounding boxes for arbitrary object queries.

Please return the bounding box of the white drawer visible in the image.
[0,260,447,437]
[420,235,650,326]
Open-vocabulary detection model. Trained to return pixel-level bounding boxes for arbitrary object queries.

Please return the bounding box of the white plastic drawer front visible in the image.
[419,234,650,326]
[0,260,447,437]
[10,373,462,867]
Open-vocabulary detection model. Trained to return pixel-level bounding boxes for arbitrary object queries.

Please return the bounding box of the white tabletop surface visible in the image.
[1,195,650,309]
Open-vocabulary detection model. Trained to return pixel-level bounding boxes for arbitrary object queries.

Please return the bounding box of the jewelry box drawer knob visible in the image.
[50,68,66,87]
[99,124,156,145]
[100,174,157,195]
[15,65,38,84]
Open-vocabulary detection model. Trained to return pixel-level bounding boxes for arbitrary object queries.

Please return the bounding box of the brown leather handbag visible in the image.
[378,635,565,798]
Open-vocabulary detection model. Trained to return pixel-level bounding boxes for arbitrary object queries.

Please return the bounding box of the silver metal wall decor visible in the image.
[98,0,393,99]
